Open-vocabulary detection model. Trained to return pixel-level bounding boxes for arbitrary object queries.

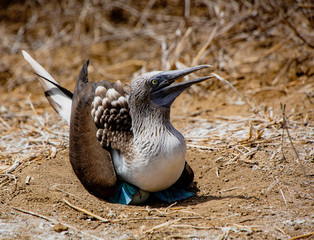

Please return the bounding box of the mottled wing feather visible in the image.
[91,80,133,150]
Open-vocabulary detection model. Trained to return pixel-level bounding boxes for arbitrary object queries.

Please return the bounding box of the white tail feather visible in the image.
[22,50,72,124]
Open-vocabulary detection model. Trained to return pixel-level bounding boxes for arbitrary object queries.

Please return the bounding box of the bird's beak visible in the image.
[150,65,212,108]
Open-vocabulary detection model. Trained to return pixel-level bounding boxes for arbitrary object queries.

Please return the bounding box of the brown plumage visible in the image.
[69,61,117,199]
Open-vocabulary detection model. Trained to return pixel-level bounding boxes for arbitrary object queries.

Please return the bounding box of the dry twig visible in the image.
[280,103,314,195]
[144,218,182,234]
[289,232,314,240]
[212,73,255,111]
[12,207,104,240]
[63,199,110,223]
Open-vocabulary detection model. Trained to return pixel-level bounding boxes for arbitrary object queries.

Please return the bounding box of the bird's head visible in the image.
[129,65,212,110]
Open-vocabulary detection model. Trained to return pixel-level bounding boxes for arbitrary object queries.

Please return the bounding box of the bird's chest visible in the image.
[113,131,186,192]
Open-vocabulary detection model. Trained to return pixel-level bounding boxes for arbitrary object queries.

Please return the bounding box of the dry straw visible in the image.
[1,0,313,239]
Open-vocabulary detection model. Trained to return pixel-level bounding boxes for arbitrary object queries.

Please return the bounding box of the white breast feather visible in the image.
[112,128,186,192]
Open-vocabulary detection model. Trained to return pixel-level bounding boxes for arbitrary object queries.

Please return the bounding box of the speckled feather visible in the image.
[91,82,133,151]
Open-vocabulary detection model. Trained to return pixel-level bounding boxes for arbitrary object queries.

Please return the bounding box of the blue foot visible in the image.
[108,181,195,205]
[108,181,138,205]
[153,186,195,203]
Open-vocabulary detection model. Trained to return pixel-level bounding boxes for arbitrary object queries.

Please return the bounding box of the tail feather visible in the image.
[22,50,72,124]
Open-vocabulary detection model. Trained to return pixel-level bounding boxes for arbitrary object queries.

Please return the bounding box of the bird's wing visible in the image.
[23,51,119,199]
[69,60,118,199]
[91,78,133,151]
[22,50,72,124]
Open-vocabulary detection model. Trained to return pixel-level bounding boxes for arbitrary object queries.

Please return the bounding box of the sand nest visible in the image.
[0,0,313,239]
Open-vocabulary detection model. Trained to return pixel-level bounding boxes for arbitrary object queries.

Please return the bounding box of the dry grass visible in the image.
[1,0,312,162]
[0,0,313,239]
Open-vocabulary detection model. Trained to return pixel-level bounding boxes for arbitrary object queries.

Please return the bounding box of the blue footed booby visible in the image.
[22,50,212,205]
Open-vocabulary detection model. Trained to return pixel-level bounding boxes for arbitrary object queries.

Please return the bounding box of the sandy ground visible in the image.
[0,1,313,239]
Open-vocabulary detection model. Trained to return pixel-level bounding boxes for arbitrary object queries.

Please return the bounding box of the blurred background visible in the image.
[0,1,313,239]
[1,0,313,185]
[0,0,313,91]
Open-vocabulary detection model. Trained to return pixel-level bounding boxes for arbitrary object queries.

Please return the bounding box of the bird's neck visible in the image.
[118,102,186,192]
[130,103,173,136]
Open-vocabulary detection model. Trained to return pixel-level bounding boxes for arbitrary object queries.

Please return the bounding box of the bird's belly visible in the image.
[112,148,186,192]
[133,153,186,192]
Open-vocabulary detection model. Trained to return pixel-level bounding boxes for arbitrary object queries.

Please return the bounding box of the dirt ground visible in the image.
[0,0,313,239]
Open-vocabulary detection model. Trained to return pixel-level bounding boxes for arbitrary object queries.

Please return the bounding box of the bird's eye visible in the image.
[151,79,158,86]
